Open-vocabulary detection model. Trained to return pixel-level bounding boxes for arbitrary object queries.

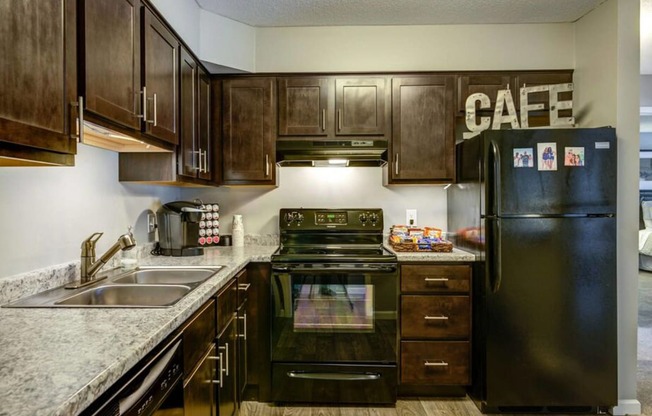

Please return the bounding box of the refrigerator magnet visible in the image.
[537,143,557,171]
[513,148,534,167]
[564,147,585,166]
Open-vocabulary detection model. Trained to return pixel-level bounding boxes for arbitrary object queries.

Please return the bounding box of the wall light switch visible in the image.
[406,209,417,226]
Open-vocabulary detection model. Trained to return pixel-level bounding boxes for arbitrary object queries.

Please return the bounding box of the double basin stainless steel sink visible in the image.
[5,266,223,308]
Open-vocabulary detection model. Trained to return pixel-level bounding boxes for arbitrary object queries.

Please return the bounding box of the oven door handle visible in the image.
[273,264,397,273]
[287,371,381,381]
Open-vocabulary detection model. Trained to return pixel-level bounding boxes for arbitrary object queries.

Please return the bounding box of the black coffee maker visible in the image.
[156,201,206,256]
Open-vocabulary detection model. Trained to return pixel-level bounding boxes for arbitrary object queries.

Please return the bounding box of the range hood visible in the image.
[276,139,388,167]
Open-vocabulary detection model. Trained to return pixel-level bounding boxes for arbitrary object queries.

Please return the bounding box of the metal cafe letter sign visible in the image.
[463,83,575,139]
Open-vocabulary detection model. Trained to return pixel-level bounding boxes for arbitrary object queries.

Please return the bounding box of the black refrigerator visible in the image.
[448,128,617,413]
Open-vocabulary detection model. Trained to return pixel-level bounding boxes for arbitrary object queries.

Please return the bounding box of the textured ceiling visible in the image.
[195,0,607,27]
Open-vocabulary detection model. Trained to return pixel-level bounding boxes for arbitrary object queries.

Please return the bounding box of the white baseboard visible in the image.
[611,399,641,415]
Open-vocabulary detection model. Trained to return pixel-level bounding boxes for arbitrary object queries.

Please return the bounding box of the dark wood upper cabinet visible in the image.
[83,0,141,130]
[389,76,455,184]
[457,74,515,113]
[179,47,198,178]
[179,47,212,182]
[278,77,333,137]
[514,71,573,127]
[143,6,179,145]
[222,78,276,185]
[198,68,212,181]
[0,0,76,166]
[335,78,387,136]
[277,76,386,138]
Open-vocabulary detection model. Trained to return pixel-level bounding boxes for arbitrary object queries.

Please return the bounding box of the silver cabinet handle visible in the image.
[337,109,342,131]
[206,353,222,386]
[424,315,449,320]
[207,353,224,386]
[395,153,399,176]
[71,96,84,143]
[424,360,449,367]
[424,277,449,282]
[202,150,209,173]
[193,150,202,171]
[141,86,147,121]
[218,343,229,376]
[238,283,251,292]
[152,92,158,127]
[322,108,326,131]
[238,313,247,340]
[265,154,270,177]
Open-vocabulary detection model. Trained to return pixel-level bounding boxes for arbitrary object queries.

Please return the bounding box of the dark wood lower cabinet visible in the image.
[217,317,237,416]
[184,344,216,416]
[401,341,470,385]
[399,263,472,396]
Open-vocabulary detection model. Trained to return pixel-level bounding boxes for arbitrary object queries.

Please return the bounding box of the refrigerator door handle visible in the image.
[490,140,502,216]
[491,218,502,293]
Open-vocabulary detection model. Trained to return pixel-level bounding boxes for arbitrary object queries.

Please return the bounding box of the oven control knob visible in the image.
[369,213,379,224]
[295,212,304,224]
[359,213,368,224]
[285,212,295,224]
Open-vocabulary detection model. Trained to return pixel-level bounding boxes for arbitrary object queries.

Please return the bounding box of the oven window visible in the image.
[293,282,373,331]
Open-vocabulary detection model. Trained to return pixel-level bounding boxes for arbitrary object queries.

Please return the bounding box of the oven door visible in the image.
[271,263,398,364]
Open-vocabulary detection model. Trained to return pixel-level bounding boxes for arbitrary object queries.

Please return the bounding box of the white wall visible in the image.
[150,0,201,53]
[199,10,256,72]
[255,23,575,72]
[575,0,640,413]
[0,145,180,279]
[182,168,448,235]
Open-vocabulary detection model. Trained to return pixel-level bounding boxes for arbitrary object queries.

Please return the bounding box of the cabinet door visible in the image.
[143,6,178,144]
[222,78,276,185]
[217,319,237,416]
[457,74,514,113]
[198,67,212,181]
[83,0,141,130]
[184,345,216,416]
[0,0,76,161]
[278,77,332,136]
[514,71,573,127]
[237,298,248,403]
[335,78,386,135]
[179,47,198,178]
[390,76,455,183]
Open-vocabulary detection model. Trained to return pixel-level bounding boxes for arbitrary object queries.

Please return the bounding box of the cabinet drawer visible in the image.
[183,298,216,373]
[236,268,250,307]
[401,265,470,294]
[401,295,470,339]
[217,278,237,334]
[400,341,470,385]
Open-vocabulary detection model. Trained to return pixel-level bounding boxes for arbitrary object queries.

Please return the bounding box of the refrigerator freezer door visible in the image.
[484,128,617,216]
[484,216,617,408]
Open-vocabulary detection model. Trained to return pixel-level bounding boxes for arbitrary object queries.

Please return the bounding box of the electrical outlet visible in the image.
[406,209,417,226]
[147,213,156,233]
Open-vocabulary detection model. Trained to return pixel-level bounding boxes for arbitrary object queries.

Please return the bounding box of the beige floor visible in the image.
[241,397,483,416]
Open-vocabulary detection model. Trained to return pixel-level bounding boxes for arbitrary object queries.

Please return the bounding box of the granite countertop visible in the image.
[0,245,277,416]
[0,243,474,416]
[384,243,476,262]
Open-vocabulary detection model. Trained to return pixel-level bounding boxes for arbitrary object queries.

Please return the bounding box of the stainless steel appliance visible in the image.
[156,201,207,256]
[448,128,617,413]
[271,208,398,404]
[81,336,183,416]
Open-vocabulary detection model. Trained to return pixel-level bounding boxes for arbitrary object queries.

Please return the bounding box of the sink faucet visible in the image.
[67,230,137,289]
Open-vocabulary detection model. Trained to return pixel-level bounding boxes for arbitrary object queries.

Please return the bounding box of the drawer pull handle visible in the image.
[424,360,449,367]
[238,283,251,291]
[424,315,449,321]
[424,277,449,282]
